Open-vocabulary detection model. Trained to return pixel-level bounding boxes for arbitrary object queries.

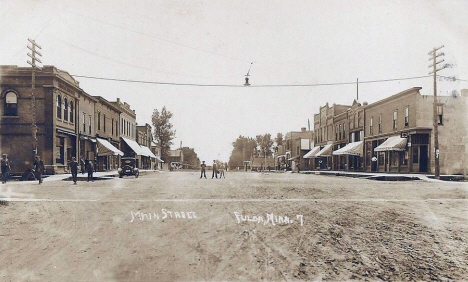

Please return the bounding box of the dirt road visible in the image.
[1,171,467,281]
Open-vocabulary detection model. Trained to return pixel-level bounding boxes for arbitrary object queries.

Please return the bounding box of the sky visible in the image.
[1,0,467,162]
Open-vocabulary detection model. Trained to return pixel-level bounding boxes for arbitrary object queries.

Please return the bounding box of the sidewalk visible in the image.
[4,169,162,184]
[299,170,467,182]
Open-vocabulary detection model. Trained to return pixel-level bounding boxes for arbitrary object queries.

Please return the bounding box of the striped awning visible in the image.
[96,138,124,156]
[121,137,146,156]
[314,144,333,157]
[374,136,408,152]
[332,141,363,157]
[303,146,320,158]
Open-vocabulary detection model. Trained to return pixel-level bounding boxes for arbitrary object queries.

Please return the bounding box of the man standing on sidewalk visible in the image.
[211,160,218,179]
[70,157,79,185]
[1,154,11,184]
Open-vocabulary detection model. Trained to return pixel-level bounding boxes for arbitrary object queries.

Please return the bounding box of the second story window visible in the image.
[70,101,74,123]
[393,110,398,130]
[56,94,62,119]
[111,118,114,135]
[370,116,373,135]
[103,114,106,132]
[405,107,409,127]
[88,115,92,134]
[437,105,443,125]
[378,114,382,133]
[339,124,342,140]
[97,112,101,131]
[64,98,68,122]
[4,91,18,116]
[83,113,86,132]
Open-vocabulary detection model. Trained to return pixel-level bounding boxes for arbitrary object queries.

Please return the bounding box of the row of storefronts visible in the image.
[0,65,163,175]
[302,87,467,175]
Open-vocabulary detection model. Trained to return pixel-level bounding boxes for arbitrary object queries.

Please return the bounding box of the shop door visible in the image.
[419,145,428,172]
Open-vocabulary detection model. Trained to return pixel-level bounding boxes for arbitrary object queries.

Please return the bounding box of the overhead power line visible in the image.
[71,74,434,88]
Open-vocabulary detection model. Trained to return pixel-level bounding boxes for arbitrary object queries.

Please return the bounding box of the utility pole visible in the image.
[428,45,447,179]
[27,39,42,160]
[356,78,359,101]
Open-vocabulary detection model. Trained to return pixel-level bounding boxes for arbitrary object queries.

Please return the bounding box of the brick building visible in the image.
[94,96,123,171]
[0,65,83,174]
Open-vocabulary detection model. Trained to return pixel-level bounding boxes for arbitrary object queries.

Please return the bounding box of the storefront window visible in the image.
[402,151,409,165]
[378,152,384,166]
[412,147,419,164]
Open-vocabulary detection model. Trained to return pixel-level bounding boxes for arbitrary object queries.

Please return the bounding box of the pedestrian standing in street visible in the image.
[219,164,225,179]
[33,155,45,184]
[1,154,11,184]
[86,159,94,182]
[211,160,218,179]
[200,161,207,179]
[70,157,79,185]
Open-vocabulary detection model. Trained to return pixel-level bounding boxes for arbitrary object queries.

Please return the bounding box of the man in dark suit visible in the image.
[211,160,218,179]
[200,161,207,179]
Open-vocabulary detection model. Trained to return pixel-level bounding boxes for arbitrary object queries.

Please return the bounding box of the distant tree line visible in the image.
[228,133,283,168]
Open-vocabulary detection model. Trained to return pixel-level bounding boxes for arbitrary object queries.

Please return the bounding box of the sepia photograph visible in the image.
[0,0,467,281]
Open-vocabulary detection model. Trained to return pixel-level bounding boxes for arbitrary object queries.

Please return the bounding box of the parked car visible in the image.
[118,157,139,178]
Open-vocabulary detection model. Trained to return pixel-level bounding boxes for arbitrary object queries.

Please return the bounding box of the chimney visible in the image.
[301,127,306,132]
[117,98,120,103]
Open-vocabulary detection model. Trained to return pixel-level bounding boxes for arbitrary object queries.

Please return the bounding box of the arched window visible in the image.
[56,94,62,119]
[4,91,18,116]
[70,101,74,123]
[64,98,68,121]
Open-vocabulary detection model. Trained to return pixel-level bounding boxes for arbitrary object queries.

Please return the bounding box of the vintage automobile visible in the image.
[118,157,139,178]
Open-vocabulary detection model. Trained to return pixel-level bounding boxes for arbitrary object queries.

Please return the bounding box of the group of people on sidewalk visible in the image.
[200,160,226,179]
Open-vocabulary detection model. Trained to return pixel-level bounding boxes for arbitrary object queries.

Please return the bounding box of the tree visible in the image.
[256,133,274,157]
[152,107,176,162]
[276,133,283,146]
[228,135,257,167]
[181,147,200,169]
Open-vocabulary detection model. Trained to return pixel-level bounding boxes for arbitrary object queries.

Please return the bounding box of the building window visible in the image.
[378,114,382,133]
[437,105,443,125]
[97,112,101,131]
[88,115,92,134]
[116,120,118,136]
[70,101,74,123]
[4,91,18,116]
[404,106,409,127]
[64,98,68,121]
[111,118,114,135]
[82,113,86,131]
[343,123,346,139]
[121,118,124,134]
[412,147,419,164]
[335,125,338,140]
[339,124,342,140]
[393,110,398,130]
[370,116,373,135]
[103,114,106,132]
[402,151,409,165]
[56,94,62,119]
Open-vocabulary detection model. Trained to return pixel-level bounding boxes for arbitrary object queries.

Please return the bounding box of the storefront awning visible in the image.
[303,146,320,158]
[314,144,333,157]
[374,136,408,152]
[121,137,146,156]
[333,141,363,157]
[288,155,299,161]
[140,145,158,159]
[96,138,124,156]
